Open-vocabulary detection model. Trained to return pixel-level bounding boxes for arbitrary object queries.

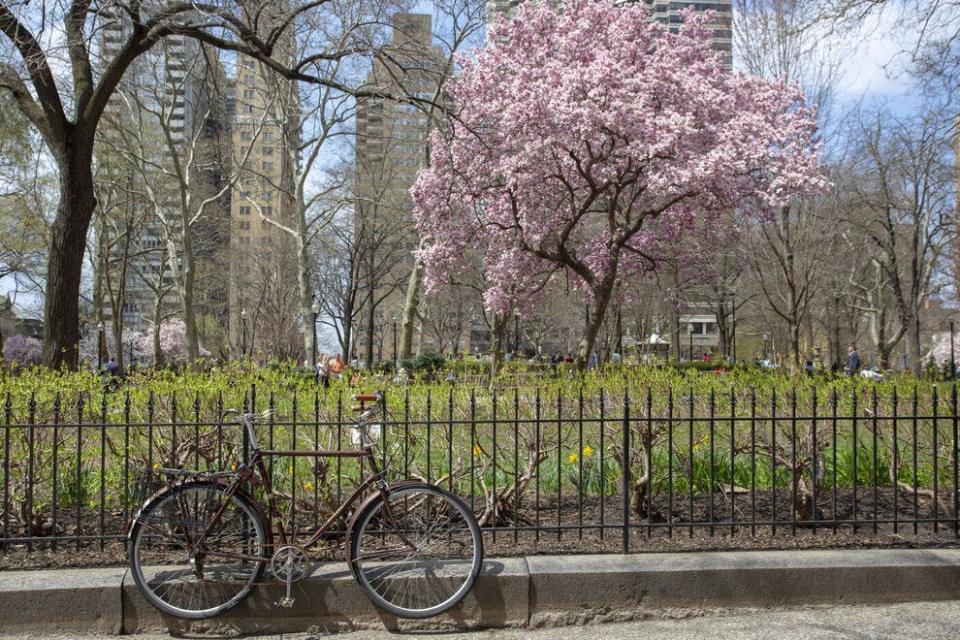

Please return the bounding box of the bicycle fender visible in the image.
[346,479,431,540]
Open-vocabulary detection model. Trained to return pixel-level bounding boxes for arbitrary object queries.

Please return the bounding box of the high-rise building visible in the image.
[227,50,301,360]
[353,13,445,364]
[96,9,232,350]
[488,1,733,70]
[648,0,733,70]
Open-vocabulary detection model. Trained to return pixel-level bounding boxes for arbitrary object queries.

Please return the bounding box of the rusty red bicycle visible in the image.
[127,391,483,620]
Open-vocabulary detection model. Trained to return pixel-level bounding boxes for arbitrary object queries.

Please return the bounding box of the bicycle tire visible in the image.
[128,480,268,619]
[348,483,484,619]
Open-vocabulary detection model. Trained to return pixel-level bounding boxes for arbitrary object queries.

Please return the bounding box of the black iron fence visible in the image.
[2,384,959,557]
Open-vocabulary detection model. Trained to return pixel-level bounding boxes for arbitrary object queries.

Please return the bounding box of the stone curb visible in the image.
[2,550,960,634]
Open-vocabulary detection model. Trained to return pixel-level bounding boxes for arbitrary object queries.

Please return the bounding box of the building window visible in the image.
[239,221,250,230]
[242,104,254,113]
[262,161,273,171]
[262,206,272,216]
[241,130,253,141]
[263,146,274,155]
[245,74,255,84]
[261,191,273,200]
[239,206,251,215]
[264,131,275,141]
[243,89,255,99]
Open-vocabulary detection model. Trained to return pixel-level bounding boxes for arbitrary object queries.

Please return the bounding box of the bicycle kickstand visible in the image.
[278,555,296,608]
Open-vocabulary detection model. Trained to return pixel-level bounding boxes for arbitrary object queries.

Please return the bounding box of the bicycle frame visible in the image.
[189,400,392,558]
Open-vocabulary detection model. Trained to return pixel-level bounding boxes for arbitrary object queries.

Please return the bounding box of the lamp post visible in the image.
[513,309,521,355]
[240,309,248,359]
[391,316,398,367]
[97,321,104,371]
[687,322,695,362]
[311,299,320,369]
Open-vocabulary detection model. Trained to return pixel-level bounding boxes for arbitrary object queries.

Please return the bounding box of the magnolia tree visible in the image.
[137,320,211,368]
[3,334,42,366]
[412,0,826,368]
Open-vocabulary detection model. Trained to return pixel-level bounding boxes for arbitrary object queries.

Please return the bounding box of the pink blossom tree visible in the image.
[412,0,826,369]
[3,335,43,367]
[137,320,211,368]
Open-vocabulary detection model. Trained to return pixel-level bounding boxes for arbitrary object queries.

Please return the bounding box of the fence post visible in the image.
[622,388,630,553]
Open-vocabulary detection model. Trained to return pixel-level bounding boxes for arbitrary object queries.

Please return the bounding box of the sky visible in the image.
[0,4,926,320]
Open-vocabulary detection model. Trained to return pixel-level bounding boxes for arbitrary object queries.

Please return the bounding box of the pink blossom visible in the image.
[412,0,825,355]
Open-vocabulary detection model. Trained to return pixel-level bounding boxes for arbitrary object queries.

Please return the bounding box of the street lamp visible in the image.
[310,299,320,369]
[687,322,695,362]
[513,309,521,355]
[97,321,104,371]
[391,315,398,367]
[240,309,248,359]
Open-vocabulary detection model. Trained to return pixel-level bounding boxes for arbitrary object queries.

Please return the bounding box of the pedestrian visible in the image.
[845,344,860,376]
[564,352,574,364]
[316,355,329,388]
[104,356,120,376]
[588,351,599,370]
[611,351,622,364]
[804,359,814,377]
[329,354,345,380]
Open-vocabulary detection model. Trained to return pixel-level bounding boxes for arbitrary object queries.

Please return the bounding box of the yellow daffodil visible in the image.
[473,444,483,457]
[582,445,594,458]
[568,452,578,464]
[303,481,314,492]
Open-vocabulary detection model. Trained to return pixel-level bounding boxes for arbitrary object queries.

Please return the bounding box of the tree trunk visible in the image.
[399,254,424,363]
[789,320,801,371]
[43,142,97,369]
[152,290,164,368]
[296,238,315,366]
[907,312,922,375]
[365,280,376,369]
[490,313,508,379]
[576,278,616,371]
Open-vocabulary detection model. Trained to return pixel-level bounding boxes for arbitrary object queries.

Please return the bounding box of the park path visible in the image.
[5,600,960,640]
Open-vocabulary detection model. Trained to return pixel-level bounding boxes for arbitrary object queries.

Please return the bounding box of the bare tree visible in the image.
[843,105,956,373]
[0,1,438,368]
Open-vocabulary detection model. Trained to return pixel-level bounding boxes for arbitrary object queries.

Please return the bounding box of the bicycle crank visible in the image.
[271,545,308,608]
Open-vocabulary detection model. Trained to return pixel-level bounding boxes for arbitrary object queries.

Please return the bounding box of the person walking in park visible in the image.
[329,354,345,380]
[846,344,861,376]
[316,355,329,388]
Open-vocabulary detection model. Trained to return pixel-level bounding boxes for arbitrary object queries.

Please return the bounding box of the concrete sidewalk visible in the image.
[2,549,960,636]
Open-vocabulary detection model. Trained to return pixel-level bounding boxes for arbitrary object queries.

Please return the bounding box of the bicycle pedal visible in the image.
[277,597,296,608]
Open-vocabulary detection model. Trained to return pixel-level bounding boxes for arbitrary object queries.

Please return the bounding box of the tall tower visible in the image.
[96,9,231,347]
[648,0,733,70]
[487,1,733,71]
[227,49,300,360]
[353,13,445,364]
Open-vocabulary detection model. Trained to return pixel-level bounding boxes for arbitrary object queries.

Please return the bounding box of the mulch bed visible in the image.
[3,488,959,570]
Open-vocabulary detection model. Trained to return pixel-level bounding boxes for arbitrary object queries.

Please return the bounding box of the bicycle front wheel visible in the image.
[348,483,483,618]
[128,481,268,619]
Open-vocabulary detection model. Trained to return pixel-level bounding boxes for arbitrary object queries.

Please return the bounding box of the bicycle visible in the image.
[126,392,484,620]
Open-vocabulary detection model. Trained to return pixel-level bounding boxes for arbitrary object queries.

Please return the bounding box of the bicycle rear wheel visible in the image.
[348,483,483,618]
[128,481,268,619]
